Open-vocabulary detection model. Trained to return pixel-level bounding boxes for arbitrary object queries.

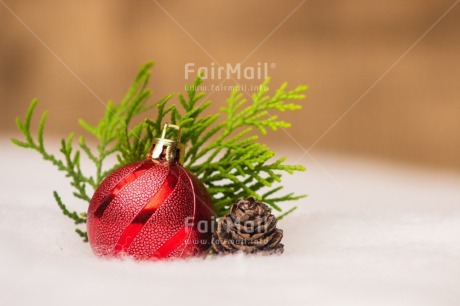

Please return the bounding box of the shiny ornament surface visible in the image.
[87,125,214,260]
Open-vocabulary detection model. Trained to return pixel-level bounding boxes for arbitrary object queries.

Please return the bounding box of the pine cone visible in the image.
[211,197,284,255]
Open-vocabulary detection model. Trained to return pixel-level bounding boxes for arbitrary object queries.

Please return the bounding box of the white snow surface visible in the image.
[1,140,460,306]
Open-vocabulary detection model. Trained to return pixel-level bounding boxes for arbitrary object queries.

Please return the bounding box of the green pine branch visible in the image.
[11,62,308,241]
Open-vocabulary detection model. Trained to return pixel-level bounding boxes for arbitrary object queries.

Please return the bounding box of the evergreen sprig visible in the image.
[11,62,307,241]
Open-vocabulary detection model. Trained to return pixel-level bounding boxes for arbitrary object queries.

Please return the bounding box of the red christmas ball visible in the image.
[86,124,214,260]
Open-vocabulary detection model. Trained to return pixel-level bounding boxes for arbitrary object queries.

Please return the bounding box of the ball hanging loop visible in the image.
[147,123,185,164]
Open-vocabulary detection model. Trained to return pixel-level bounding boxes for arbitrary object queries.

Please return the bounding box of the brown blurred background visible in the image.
[1,0,459,170]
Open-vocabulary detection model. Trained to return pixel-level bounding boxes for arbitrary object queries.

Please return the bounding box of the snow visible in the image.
[1,139,460,306]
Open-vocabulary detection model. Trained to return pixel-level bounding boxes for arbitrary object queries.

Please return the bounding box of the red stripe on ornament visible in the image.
[148,165,196,259]
[114,165,180,254]
[94,162,153,218]
[149,226,191,259]
[91,161,153,241]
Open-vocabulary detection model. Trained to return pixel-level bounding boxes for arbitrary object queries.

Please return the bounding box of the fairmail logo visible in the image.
[184,62,275,80]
